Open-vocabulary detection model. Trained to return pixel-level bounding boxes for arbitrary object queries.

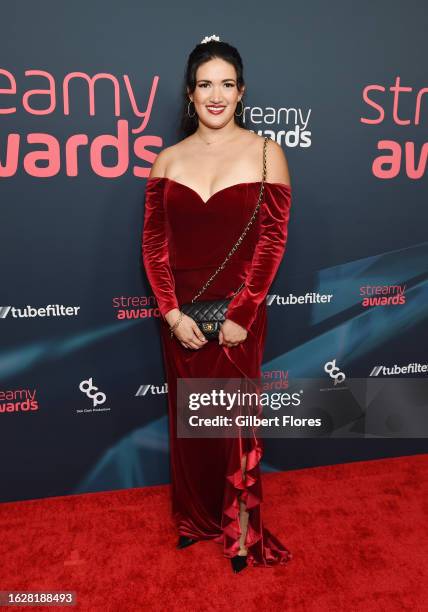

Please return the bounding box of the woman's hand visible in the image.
[165,309,208,349]
[219,319,248,347]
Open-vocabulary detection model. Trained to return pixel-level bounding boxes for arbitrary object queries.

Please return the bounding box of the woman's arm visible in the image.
[142,150,180,321]
[225,141,292,331]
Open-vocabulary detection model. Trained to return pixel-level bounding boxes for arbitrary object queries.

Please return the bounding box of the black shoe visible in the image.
[231,554,248,573]
[176,535,199,549]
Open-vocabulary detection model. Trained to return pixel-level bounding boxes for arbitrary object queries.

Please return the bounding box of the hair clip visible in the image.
[200,35,220,44]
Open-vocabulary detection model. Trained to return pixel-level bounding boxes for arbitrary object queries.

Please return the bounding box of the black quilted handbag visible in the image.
[176,137,269,340]
[180,294,242,340]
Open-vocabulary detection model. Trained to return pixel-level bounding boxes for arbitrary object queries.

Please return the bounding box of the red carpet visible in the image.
[0,454,427,611]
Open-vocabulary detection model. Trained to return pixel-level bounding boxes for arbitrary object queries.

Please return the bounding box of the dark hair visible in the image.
[178,39,247,138]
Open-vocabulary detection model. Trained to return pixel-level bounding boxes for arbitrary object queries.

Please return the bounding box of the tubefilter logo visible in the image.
[266,292,333,306]
[0,304,80,319]
[370,362,428,376]
[135,382,168,396]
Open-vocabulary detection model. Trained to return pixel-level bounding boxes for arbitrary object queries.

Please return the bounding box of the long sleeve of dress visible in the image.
[225,182,292,331]
[142,179,179,321]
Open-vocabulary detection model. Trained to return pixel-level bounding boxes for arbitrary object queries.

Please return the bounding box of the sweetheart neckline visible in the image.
[146,176,291,206]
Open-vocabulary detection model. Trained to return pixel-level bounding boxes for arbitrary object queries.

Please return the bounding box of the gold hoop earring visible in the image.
[234,99,244,117]
[187,100,196,118]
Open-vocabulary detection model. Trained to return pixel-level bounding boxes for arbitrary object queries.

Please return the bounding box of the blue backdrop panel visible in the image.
[1,0,427,502]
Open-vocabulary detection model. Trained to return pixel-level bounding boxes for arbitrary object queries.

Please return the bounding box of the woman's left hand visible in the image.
[219,319,248,347]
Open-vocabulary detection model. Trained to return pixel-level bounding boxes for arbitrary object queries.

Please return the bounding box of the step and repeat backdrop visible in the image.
[1,1,427,502]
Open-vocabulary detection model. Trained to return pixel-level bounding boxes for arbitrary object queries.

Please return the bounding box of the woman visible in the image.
[142,36,293,573]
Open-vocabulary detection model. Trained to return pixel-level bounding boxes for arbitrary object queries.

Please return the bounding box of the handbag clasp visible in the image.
[202,322,216,332]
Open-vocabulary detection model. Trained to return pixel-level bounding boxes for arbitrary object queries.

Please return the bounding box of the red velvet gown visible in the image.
[142,175,293,567]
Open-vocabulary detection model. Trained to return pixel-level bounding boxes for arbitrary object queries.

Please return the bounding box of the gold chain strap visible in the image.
[190,136,269,304]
